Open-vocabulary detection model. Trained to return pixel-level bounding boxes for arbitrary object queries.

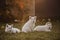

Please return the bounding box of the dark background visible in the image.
[35,0,60,17]
[0,0,60,23]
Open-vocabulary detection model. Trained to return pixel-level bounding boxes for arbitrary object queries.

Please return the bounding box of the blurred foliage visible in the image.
[0,0,34,23]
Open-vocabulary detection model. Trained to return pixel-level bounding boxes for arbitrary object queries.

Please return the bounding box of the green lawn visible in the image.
[0,21,60,40]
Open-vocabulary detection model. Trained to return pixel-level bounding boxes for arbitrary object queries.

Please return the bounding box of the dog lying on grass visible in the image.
[33,22,52,32]
[5,24,20,33]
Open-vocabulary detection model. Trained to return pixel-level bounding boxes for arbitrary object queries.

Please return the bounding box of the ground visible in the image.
[0,21,60,40]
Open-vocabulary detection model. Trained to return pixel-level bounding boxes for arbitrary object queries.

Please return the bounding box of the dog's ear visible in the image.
[6,24,8,25]
[34,16,37,19]
[6,24,8,27]
[29,16,32,19]
[11,24,13,27]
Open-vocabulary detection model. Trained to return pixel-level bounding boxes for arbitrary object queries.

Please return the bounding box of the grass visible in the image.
[0,21,60,40]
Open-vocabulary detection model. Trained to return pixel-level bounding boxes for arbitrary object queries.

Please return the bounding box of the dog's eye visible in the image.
[7,25,8,27]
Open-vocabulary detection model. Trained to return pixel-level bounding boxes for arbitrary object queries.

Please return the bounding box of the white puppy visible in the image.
[22,16,37,33]
[5,24,20,33]
[33,22,52,32]
[5,24,13,33]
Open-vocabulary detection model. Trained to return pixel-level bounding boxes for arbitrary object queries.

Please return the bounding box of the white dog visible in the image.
[33,22,52,32]
[5,24,20,33]
[5,24,12,33]
[22,16,37,33]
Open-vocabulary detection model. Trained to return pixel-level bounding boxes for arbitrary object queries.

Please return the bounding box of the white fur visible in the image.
[5,24,20,33]
[33,22,52,32]
[11,28,20,33]
[22,16,37,33]
[5,24,13,33]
